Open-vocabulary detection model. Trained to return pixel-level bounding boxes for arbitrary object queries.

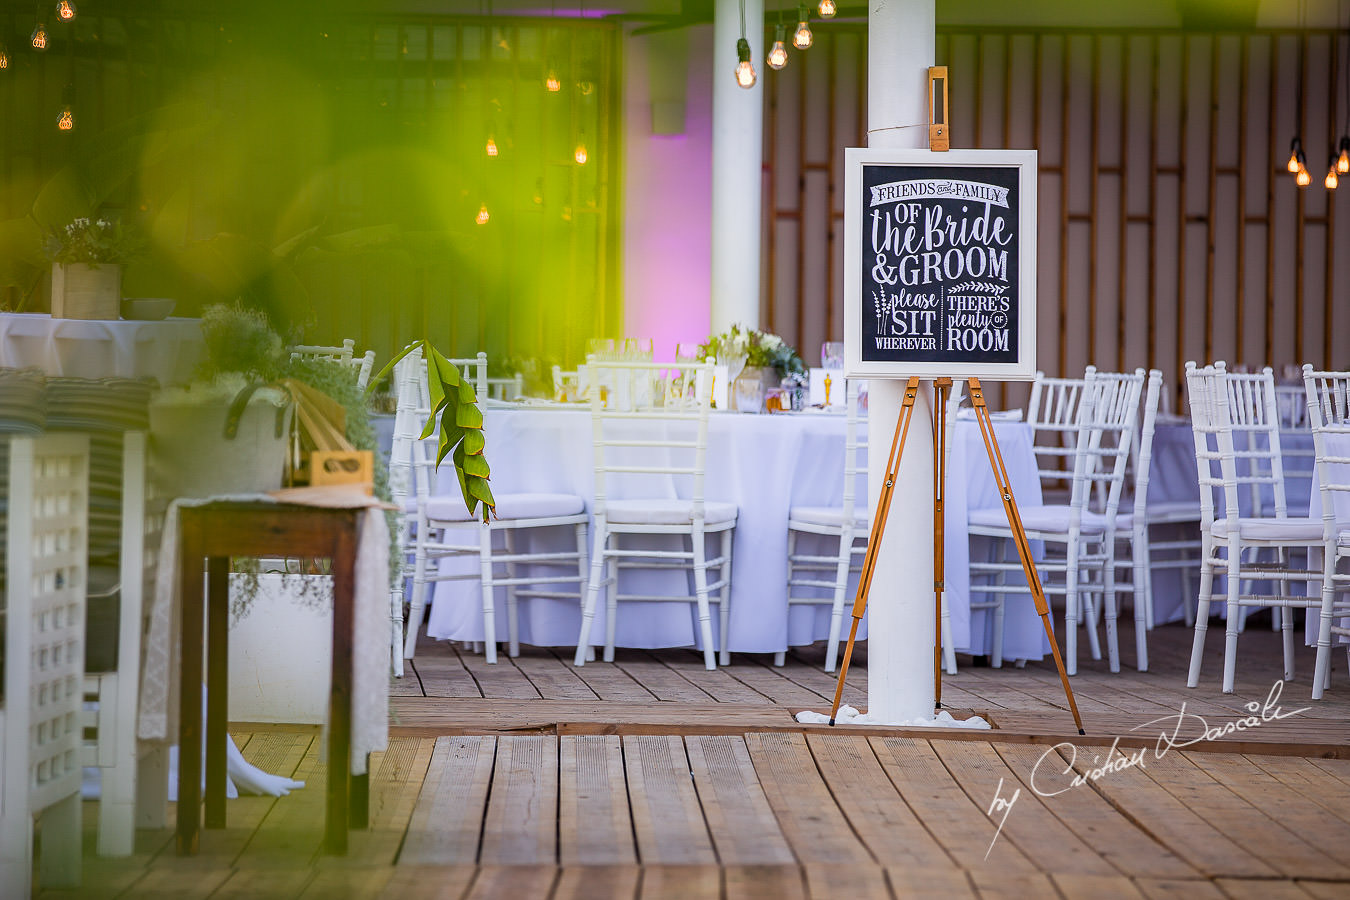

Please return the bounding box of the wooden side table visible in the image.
[176,501,369,856]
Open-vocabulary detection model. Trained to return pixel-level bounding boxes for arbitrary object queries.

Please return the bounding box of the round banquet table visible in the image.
[422,403,1053,661]
[0,312,203,386]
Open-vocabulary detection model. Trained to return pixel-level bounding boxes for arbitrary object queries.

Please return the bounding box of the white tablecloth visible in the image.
[0,312,203,386]
[423,405,1051,660]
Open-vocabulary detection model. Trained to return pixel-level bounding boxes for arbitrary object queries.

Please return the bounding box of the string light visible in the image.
[574,142,588,165]
[56,85,74,131]
[1296,161,1311,187]
[1326,157,1339,190]
[545,69,561,92]
[31,22,49,50]
[1338,137,1350,175]
[793,5,813,49]
[1287,137,1302,173]
[734,0,756,88]
[767,24,788,70]
[0,45,9,69]
[486,135,498,157]
[55,0,75,21]
[476,203,490,225]
[818,0,836,16]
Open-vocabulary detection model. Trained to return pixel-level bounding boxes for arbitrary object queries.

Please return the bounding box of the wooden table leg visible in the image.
[205,555,230,830]
[325,517,357,855]
[176,521,205,855]
[351,763,369,830]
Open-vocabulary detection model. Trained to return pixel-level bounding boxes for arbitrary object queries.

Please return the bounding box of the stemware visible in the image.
[821,341,845,369]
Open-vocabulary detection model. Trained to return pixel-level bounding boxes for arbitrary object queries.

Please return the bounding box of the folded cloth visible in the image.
[138,493,389,776]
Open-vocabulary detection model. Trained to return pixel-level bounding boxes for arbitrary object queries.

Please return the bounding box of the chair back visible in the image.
[1130,369,1166,524]
[1068,368,1145,524]
[486,373,524,402]
[1273,382,1317,509]
[1185,361,1290,526]
[290,339,377,390]
[586,357,716,521]
[840,380,869,526]
[1302,366,1350,528]
[1025,367,1096,494]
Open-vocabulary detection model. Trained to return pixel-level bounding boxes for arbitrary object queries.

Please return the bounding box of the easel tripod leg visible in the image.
[967,377,1086,736]
[933,378,951,711]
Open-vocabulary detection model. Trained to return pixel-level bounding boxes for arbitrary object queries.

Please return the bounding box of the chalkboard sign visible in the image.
[843,148,1037,380]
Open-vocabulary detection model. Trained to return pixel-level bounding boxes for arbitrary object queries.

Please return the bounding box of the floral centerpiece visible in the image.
[699,323,806,378]
[45,216,142,319]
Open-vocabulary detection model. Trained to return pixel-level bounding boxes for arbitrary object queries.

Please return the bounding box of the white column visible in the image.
[865,0,937,723]
[710,0,764,332]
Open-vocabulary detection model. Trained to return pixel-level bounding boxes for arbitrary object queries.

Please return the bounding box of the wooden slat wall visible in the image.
[763,26,1350,406]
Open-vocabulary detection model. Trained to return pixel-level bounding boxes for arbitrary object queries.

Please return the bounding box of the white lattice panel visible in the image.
[4,434,90,815]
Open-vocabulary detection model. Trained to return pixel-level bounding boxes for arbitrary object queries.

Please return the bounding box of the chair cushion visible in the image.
[426,492,585,521]
[788,506,868,529]
[968,504,1111,534]
[602,499,737,526]
[1210,516,1324,542]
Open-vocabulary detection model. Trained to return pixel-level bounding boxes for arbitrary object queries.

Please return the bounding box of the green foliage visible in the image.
[369,340,496,523]
[197,301,286,382]
[699,324,806,377]
[45,216,142,266]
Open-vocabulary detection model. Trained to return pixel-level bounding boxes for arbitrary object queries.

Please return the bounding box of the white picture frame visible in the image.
[843,147,1038,381]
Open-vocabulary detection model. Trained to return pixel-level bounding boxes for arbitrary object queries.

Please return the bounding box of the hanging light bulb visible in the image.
[55,0,75,21]
[735,37,756,88]
[1338,136,1350,175]
[1287,137,1303,173]
[1296,161,1311,187]
[0,45,9,69]
[31,22,49,50]
[574,142,588,165]
[793,6,813,50]
[818,0,836,16]
[485,135,498,157]
[1326,159,1339,190]
[767,24,788,70]
[476,203,490,225]
[56,83,73,131]
[545,68,561,92]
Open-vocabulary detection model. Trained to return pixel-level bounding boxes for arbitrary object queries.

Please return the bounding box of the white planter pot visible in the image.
[149,387,292,500]
[227,573,332,725]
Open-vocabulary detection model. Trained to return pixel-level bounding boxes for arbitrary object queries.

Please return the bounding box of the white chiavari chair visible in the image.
[574,357,735,670]
[1185,362,1323,693]
[1303,367,1350,699]
[290,338,378,391]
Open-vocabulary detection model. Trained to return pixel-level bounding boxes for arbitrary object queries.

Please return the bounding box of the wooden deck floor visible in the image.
[42,622,1350,899]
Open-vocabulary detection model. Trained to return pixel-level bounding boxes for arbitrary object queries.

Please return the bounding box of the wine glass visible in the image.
[821,341,845,369]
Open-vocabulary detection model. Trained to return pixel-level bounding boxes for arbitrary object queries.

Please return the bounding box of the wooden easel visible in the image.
[826,375,1085,735]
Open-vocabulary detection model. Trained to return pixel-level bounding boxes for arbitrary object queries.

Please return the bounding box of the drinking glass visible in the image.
[587,338,616,361]
[735,376,764,414]
[821,341,845,369]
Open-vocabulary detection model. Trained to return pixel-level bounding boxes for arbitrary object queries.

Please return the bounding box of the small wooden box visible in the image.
[309,450,373,494]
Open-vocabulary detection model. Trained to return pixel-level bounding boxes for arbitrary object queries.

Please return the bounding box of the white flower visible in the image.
[96,218,109,227]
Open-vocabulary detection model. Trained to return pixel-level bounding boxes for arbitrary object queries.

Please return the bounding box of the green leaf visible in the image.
[365,342,419,396]
[460,453,490,478]
[455,402,484,430]
[461,428,485,456]
[429,347,462,388]
[457,376,477,404]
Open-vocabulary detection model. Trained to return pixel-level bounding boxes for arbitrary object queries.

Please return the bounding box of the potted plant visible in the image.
[45,215,141,319]
[699,324,806,412]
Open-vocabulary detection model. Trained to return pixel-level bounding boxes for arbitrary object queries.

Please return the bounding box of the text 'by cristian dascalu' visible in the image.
[865,176,1016,361]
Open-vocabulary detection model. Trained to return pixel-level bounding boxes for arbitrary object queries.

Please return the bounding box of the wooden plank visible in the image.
[932,738,1118,875]
[729,661,834,707]
[375,865,477,900]
[400,736,496,866]
[1133,879,1228,900]
[553,865,640,900]
[1245,754,1350,827]
[1050,873,1147,899]
[992,743,1197,879]
[509,652,599,701]
[802,863,892,899]
[339,736,436,866]
[233,736,327,868]
[192,732,311,864]
[456,645,542,700]
[869,737,1037,872]
[882,866,977,899]
[965,869,1059,899]
[622,735,716,865]
[805,734,952,869]
[558,735,635,865]
[1182,751,1350,869]
[1140,749,1349,880]
[550,650,659,702]
[685,735,796,865]
[210,868,312,899]
[657,651,777,704]
[1054,742,1275,878]
[478,735,558,864]
[612,652,716,702]
[299,867,396,898]
[1214,879,1319,900]
[638,865,721,900]
[116,865,234,899]
[1296,881,1350,900]
[409,655,483,699]
[463,865,557,900]
[742,732,872,864]
[724,865,806,900]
